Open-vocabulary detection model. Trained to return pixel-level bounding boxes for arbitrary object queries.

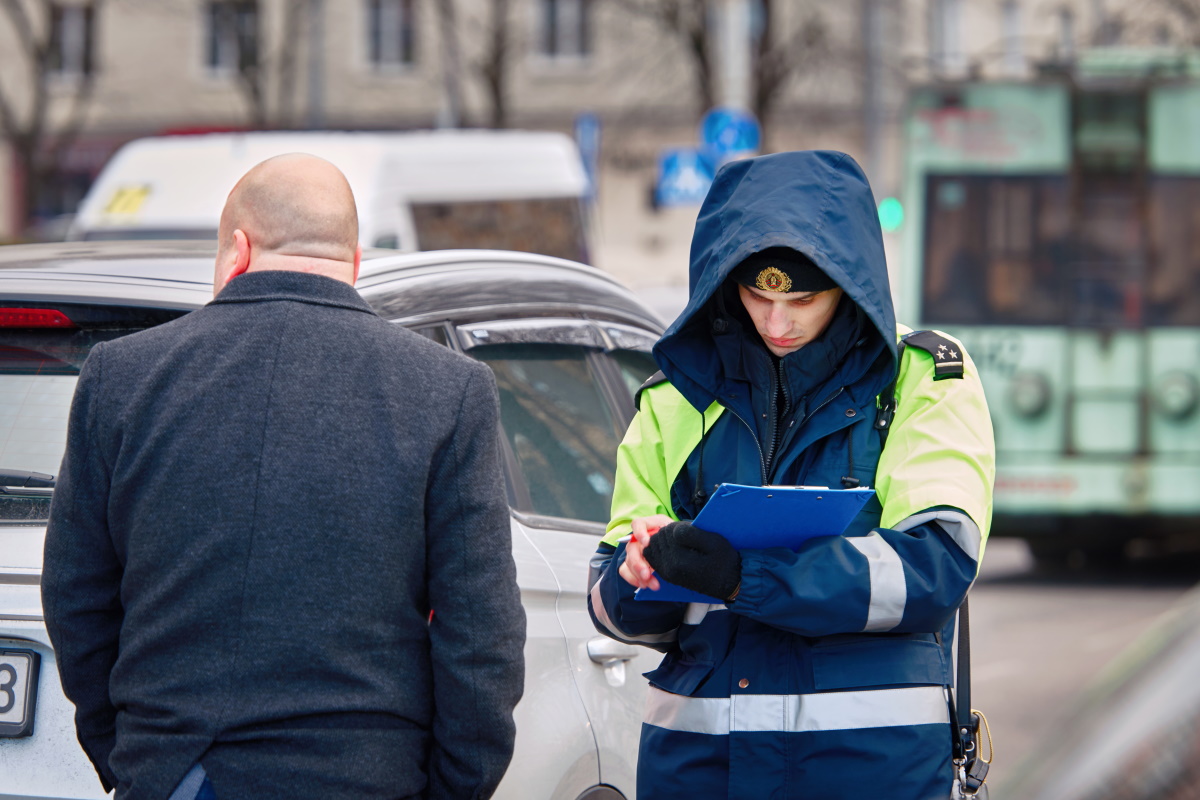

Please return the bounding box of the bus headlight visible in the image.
[1155,371,1200,420]
[1009,372,1052,418]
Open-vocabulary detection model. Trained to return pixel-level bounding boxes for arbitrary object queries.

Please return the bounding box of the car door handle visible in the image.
[587,637,639,665]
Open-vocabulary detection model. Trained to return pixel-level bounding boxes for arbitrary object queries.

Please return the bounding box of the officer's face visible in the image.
[738,284,844,357]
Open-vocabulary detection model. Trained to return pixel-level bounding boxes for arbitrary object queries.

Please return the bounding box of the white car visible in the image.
[0,242,664,800]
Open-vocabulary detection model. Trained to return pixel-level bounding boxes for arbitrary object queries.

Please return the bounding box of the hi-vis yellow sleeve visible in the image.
[875,326,996,560]
[602,384,725,547]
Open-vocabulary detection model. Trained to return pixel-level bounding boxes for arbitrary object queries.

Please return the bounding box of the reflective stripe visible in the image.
[684,602,726,626]
[588,550,611,592]
[848,533,906,632]
[588,577,678,645]
[893,509,982,563]
[645,685,950,735]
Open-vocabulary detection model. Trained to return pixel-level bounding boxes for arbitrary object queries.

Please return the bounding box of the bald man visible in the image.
[43,154,526,800]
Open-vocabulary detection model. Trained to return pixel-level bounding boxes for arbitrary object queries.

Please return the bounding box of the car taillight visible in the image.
[0,308,77,328]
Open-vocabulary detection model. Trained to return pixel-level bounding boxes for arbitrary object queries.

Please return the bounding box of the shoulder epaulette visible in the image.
[634,370,668,410]
[901,330,964,380]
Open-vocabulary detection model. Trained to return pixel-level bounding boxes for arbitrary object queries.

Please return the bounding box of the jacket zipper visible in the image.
[772,386,847,483]
[763,360,783,478]
[729,410,768,484]
[724,386,846,487]
[804,386,844,426]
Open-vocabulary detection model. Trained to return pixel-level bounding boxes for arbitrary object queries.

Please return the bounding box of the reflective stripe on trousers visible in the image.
[644,685,950,736]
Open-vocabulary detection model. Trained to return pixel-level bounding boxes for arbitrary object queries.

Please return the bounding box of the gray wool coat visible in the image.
[42,270,526,800]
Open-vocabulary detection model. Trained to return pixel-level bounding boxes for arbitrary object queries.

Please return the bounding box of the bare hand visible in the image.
[618,514,675,591]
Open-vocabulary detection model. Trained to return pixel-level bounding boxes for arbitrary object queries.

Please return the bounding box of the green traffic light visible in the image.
[878,197,904,232]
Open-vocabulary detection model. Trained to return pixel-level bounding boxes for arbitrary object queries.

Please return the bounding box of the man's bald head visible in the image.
[213,154,362,294]
[218,153,359,265]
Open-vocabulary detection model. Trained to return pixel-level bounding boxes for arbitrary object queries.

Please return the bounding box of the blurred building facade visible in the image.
[0,0,1187,285]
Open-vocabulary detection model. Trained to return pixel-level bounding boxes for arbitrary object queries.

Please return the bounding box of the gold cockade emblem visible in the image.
[755,266,792,293]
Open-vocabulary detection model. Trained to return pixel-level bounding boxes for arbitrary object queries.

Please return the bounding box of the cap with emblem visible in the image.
[730,247,838,294]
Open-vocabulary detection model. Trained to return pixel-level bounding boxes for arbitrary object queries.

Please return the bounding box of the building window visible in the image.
[928,0,963,76]
[48,3,96,77]
[367,0,416,68]
[205,0,258,75]
[1001,0,1024,77]
[539,0,592,59]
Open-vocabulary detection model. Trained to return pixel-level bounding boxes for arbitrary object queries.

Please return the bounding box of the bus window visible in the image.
[922,175,1070,326]
[411,198,589,264]
[1148,177,1200,326]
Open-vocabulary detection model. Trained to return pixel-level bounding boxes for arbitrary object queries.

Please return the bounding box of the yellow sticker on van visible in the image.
[103,185,151,216]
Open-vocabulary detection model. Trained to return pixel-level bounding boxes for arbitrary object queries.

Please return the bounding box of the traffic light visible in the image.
[878,197,904,233]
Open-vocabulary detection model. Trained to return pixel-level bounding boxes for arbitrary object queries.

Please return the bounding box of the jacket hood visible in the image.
[653,150,897,410]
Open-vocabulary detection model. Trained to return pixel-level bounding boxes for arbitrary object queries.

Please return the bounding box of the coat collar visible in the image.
[209,269,377,316]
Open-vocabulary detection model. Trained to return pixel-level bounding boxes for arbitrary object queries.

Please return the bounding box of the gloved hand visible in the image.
[643,521,742,602]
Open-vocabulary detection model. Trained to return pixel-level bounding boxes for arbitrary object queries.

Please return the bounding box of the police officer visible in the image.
[587,150,995,799]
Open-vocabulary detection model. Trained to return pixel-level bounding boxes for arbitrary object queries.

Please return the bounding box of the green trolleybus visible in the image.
[900,48,1200,565]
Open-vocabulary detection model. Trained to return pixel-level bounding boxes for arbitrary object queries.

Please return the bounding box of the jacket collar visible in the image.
[209,269,377,316]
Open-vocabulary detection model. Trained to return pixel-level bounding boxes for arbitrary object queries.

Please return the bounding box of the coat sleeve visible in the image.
[41,343,121,792]
[587,388,692,650]
[424,363,526,799]
[728,336,995,637]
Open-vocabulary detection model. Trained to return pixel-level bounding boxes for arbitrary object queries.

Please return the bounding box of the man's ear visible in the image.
[351,244,362,285]
[226,229,251,285]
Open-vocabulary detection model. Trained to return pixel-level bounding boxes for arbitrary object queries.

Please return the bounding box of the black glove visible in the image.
[643,521,742,602]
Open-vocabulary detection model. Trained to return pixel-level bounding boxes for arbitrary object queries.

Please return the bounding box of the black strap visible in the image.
[874,341,905,442]
[956,597,973,740]
[952,598,989,792]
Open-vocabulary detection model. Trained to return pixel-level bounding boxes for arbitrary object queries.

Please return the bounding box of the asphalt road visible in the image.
[971,539,1200,794]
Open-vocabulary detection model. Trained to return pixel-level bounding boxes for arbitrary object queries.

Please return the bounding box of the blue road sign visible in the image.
[655,148,715,208]
[574,112,601,200]
[699,107,761,165]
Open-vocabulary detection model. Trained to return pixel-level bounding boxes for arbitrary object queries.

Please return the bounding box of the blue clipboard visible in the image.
[635,483,875,603]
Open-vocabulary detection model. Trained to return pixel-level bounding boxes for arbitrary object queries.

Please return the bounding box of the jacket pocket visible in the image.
[643,655,716,696]
[811,635,949,690]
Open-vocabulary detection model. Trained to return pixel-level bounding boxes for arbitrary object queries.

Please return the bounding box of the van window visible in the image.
[411,198,589,263]
[471,342,621,524]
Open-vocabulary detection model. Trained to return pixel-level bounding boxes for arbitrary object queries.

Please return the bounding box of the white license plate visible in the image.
[0,647,40,738]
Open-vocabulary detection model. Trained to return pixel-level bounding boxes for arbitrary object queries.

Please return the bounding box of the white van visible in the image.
[67,130,593,262]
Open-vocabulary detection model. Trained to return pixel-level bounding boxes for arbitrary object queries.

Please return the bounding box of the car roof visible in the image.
[0,240,663,331]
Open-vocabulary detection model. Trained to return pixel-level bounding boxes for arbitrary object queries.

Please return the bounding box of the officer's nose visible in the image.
[765,304,791,337]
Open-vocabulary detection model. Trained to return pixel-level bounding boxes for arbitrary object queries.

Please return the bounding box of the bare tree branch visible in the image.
[608,0,714,117]
[0,0,103,233]
[0,0,42,62]
[476,0,512,128]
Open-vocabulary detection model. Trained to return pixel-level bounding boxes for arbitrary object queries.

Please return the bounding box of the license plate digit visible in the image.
[0,648,40,738]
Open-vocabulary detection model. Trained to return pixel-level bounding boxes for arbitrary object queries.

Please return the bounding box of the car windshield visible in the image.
[0,313,181,523]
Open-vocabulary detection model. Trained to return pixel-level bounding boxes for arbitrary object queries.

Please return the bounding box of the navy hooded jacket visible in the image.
[588,151,995,800]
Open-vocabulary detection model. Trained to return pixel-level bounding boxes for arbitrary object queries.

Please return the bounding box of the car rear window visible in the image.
[0,306,184,523]
[471,342,624,524]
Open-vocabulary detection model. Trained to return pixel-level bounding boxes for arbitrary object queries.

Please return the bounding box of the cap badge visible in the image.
[755,266,792,293]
